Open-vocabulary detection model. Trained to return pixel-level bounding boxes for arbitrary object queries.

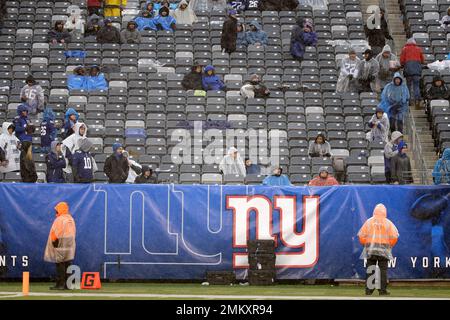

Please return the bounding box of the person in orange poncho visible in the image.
[358,203,399,296]
[44,202,76,290]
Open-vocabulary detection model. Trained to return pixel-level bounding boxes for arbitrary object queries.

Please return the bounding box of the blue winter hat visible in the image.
[204,65,215,72]
[17,104,29,115]
[65,108,79,121]
[112,143,122,152]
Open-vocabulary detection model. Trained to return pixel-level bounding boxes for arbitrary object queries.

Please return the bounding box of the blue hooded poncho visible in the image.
[202,65,225,91]
[378,72,410,121]
[67,67,87,91]
[262,174,292,186]
[134,12,157,31]
[433,148,450,185]
[246,21,268,46]
[85,65,108,91]
[153,7,176,31]
[41,107,57,148]
[64,108,79,137]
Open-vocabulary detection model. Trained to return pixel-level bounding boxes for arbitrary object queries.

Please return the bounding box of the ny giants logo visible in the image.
[226,195,320,268]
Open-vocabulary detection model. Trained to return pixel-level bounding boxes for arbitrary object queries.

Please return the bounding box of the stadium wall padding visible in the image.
[0,183,449,280]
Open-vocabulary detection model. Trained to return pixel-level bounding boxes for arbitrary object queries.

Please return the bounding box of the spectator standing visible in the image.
[219,147,246,176]
[96,18,121,44]
[72,139,96,183]
[366,107,390,143]
[364,8,393,56]
[336,48,360,93]
[0,122,20,173]
[384,130,403,183]
[356,49,379,93]
[40,108,57,154]
[104,0,126,18]
[46,141,66,183]
[308,133,332,157]
[440,7,450,28]
[400,38,424,107]
[62,122,88,180]
[14,104,33,143]
[63,108,79,139]
[358,204,399,296]
[20,75,45,115]
[262,166,292,186]
[375,45,400,93]
[433,148,450,185]
[20,141,37,183]
[202,65,226,91]
[246,21,268,46]
[308,167,339,186]
[221,10,238,54]
[88,0,103,15]
[391,141,413,185]
[290,18,317,62]
[47,21,72,44]
[104,143,129,183]
[121,21,141,44]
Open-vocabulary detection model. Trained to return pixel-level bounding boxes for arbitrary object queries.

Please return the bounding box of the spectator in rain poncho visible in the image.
[96,18,121,43]
[219,147,246,177]
[153,7,176,31]
[366,107,390,143]
[44,202,76,290]
[142,1,157,15]
[134,10,157,31]
[308,133,332,158]
[20,141,37,183]
[356,49,379,93]
[46,141,66,183]
[384,130,403,183]
[161,0,179,10]
[358,203,399,295]
[63,108,79,139]
[240,74,270,99]
[236,22,248,47]
[433,148,450,185]
[48,21,72,44]
[262,166,292,186]
[86,65,108,91]
[62,122,87,178]
[440,7,450,28]
[68,66,86,91]
[290,18,318,62]
[336,48,360,93]
[40,108,57,154]
[192,0,228,11]
[0,122,20,173]
[64,11,85,36]
[378,72,410,133]
[400,38,424,106]
[202,65,226,91]
[85,14,102,37]
[20,75,45,114]
[246,21,268,46]
[221,10,238,54]
[391,141,413,185]
[121,20,141,44]
[171,0,197,25]
[103,0,127,18]
[375,44,400,93]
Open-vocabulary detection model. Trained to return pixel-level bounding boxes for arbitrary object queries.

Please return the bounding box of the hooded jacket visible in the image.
[85,66,108,91]
[0,122,20,173]
[219,147,246,176]
[72,138,96,183]
[153,7,176,31]
[308,169,339,186]
[378,72,409,120]
[171,0,197,25]
[236,23,248,47]
[246,21,268,46]
[44,202,76,263]
[134,11,157,31]
[384,130,403,172]
[20,141,37,183]
[221,15,238,53]
[96,24,121,43]
[85,14,102,36]
[433,148,450,185]
[262,168,292,186]
[63,108,79,138]
[426,76,450,100]
[391,146,412,184]
[40,108,56,148]
[14,104,32,142]
[358,204,399,260]
[104,145,129,183]
[400,39,424,77]
[356,54,379,87]
[181,66,203,90]
[20,82,45,114]
[336,55,360,93]
[62,122,87,174]
[47,22,72,43]
[135,166,158,184]
[290,18,318,60]
[64,14,85,34]
[202,65,225,91]
[308,134,332,157]
[121,21,141,44]
[367,108,390,143]
[376,44,400,89]
[364,15,391,48]
[68,66,87,91]
[46,141,66,183]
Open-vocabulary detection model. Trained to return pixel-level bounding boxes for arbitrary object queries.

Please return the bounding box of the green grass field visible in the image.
[0,282,450,300]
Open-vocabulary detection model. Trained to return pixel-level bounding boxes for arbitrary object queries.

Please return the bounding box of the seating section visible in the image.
[0,0,392,184]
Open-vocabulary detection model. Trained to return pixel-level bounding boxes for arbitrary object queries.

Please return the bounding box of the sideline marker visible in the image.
[22,272,29,296]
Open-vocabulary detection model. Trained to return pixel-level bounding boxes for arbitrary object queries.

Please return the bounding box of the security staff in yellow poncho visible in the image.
[104,0,127,18]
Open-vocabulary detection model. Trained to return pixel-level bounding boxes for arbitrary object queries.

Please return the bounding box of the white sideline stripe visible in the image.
[0,292,449,300]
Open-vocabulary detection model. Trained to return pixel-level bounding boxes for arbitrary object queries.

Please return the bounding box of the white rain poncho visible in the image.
[62,122,87,174]
[0,122,21,173]
[336,55,360,93]
[44,202,76,263]
[171,0,198,25]
[366,111,390,143]
[357,204,399,260]
[219,147,246,177]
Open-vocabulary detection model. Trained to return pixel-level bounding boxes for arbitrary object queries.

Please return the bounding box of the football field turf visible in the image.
[0,282,449,300]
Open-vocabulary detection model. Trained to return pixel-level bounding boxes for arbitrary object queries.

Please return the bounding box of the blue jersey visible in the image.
[40,119,56,148]
[72,150,94,182]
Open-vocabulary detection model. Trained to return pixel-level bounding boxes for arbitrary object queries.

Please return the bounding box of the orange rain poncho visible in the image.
[44,202,76,263]
[357,204,399,260]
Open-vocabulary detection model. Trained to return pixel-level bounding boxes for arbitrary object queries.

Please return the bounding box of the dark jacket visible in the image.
[46,142,66,183]
[391,153,413,184]
[135,172,158,184]
[40,108,56,148]
[182,67,203,90]
[261,0,297,10]
[47,28,72,43]
[96,25,121,44]
[364,17,391,49]
[14,104,32,142]
[426,76,450,100]
[221,16,238,53]
[104,153,129,183]
[290,19,318,60]
[20,141,37,183]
